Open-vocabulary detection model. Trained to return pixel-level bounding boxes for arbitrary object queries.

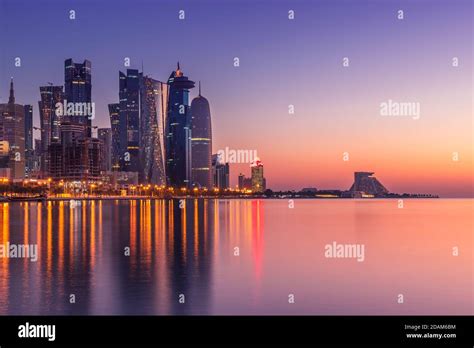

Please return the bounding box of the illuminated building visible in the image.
[108,103,120,171]
[39,84,63,174]
[0,141,9,174]
[349,172,389,197]
[24,105,33,177]
[42,59,100,181]
[191,82,212,188]
[98,128,112,172]
[212,153,229,189]
[0,78,25,179]
[55,122,101,180]
[0,141,9,156]
[139,75,167,185]
[165,62,195,187]
[111,71,168,184]
[238,172,252,190]
[251,158,265,192]
[118,69,140,173]
[64,58,92,137]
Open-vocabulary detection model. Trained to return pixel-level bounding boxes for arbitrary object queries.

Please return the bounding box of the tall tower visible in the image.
[251,158,265,192]
[98,128,112,172]
[60,59,99,181]
[118,69,140,173]
[212,154,229,189]
[190,82,212,188]
[38,85,63,175]
[24,104,33,177]
[64,58,92,137]
[0,78,25,179]
[165,62,195,187]
[139,74,167,185]
[108,103,120,171]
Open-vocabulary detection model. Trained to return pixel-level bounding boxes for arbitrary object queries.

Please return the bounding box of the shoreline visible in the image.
[0,196,450,203]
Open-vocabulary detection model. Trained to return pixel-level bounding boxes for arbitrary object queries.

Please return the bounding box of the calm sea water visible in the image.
[0,199,472,315]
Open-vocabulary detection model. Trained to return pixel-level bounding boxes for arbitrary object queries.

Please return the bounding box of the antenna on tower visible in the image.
[199,81,201,96]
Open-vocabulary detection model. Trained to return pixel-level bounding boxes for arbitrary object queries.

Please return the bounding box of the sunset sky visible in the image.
[0,0,472,196]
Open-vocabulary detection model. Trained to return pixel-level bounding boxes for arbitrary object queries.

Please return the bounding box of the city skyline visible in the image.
[0,0,472,196]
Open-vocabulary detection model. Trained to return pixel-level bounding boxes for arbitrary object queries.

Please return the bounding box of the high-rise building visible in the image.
[238,173,245,189]
[251,158,265,192]
[139,75,167,185]
[238,172,252,190]
[64,58,92,137]
[108,103,120,171]
[212,154,229,189]
[119,69,140,173]
[38,85,63,174]
[33,139,42,173]
[98,128,112,172]
[24,104,33,177]
[165,63,195,187]
[0,78,25,179]
[42,59,99,181]
[111,69,168,184]
[52,122,100,181]
[191,82,212,188]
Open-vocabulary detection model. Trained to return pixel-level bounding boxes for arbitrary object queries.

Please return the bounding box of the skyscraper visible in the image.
[251,158,265,192]
[212,154,229,189]
[33,139,42,174]
[190,82,212,188]
[64,58,92,137]
[24,104,33,177]
[108,103,120,171]
[98,128,112,172]
[119,69,140,173]
[38,85,63,175]
[165,63,195,187]
[44,59,100,181]
[139,74,167,185]
[0,78,25,179]
[238,173,252,190]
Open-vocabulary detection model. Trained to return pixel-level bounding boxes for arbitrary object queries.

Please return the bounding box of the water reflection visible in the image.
[0,199,471,315]
[0,199,266,315]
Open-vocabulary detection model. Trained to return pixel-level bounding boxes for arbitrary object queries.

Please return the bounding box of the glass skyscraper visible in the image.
[165,63,195,188]
[0,79,25,179]
[64,58,92,137]
[139,75,167,185]
[251,158,265,192]
[98,128,112,172]
[108,103,121,171]
[212,154,229,189]
[119,69,140,173]
[190,82,212,188]
[24,104,33,177]
[38,85,63,175]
